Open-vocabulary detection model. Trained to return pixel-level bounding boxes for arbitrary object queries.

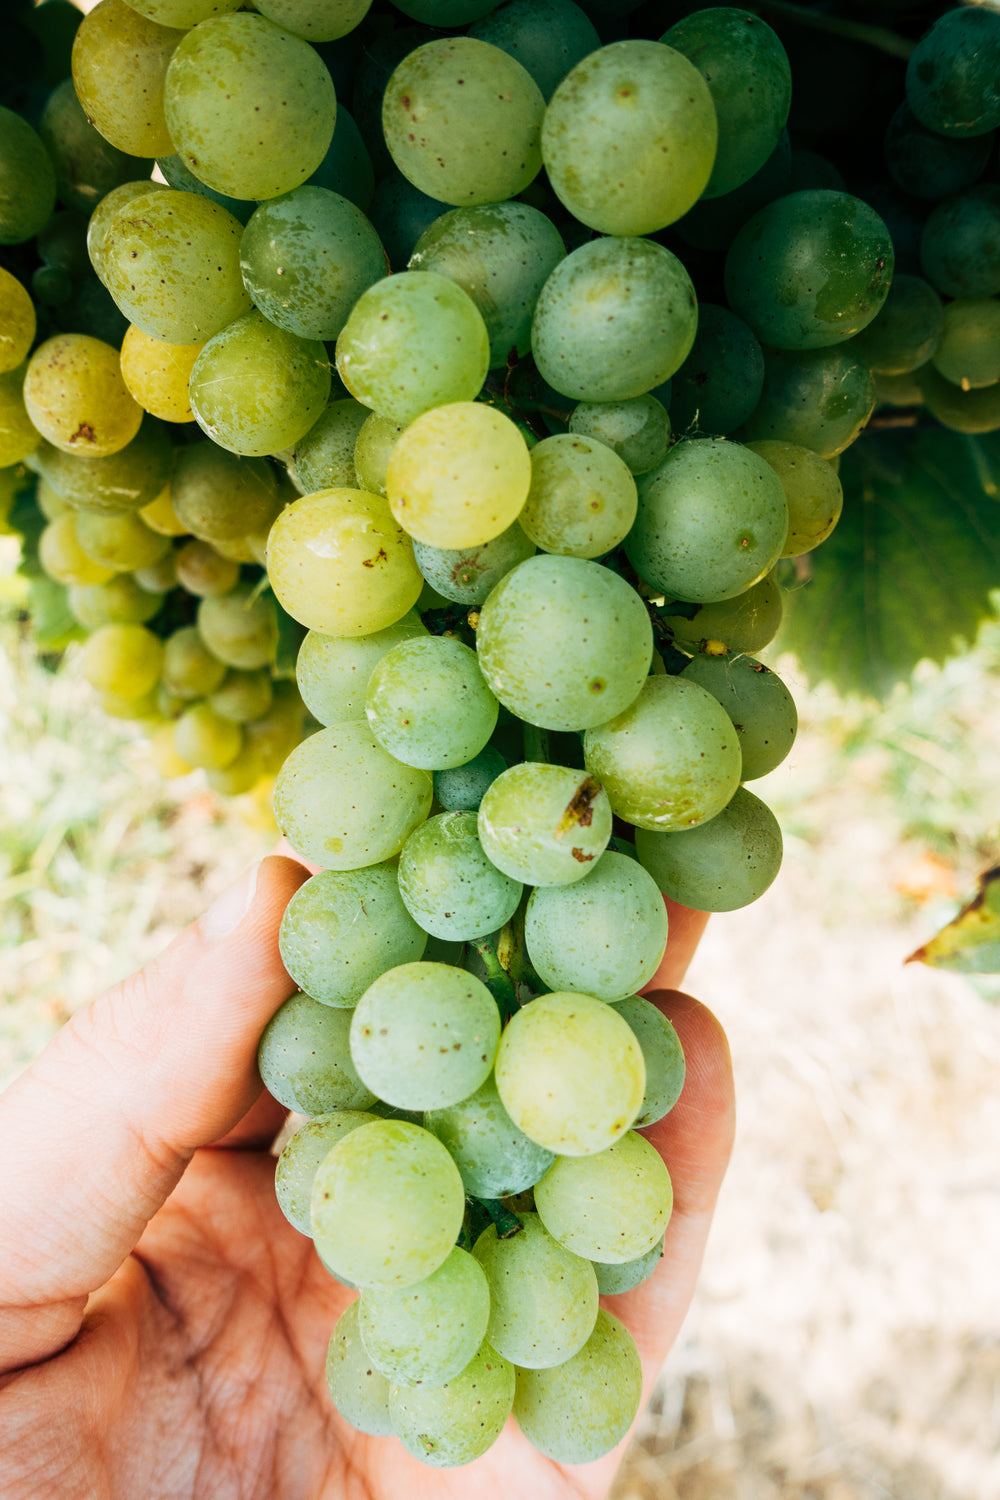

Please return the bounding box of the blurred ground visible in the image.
[2,554,1000,1496]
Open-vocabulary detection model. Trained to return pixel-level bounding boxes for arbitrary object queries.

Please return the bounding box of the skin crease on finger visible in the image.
[0,866,734,1500]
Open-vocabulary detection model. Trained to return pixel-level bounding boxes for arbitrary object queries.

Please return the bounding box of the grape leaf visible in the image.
[907,867,1000,974]
[778,429,1000,700]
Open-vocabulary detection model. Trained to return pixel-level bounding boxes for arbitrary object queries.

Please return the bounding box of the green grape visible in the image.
[208,669,273,723]
[608,996,685,1128]
[205,741,265,796]
[243,680,305,772]
[535,1131,672,1263]
[743,346,877,459]
[433,747,506,814]
[365,637,498,771]
[39,513,115,586]
[389,1338,515,1468]
[295,613,426,725]
[494,989,646,1155]
[875,369,924,409]
[336,273,490,427]
[71,0,182,159]
[189,312,330,458]
[79,622,164,699]
[73,510,170,574]
[567,395,671,477]
[917,364,1000,435]
[0,362,39,467]
[133,551,178,596]
[919,187,1000,300]
[173,702,242,770]
[275,1109,379,1235]
[386,402,531,549]
[473,1212,598,1369]
[531,236,698,402]
[349,962,500,1110]
[850,274,944,378]
[24,335,142,460]
[383,39,544,207]
[423,1074,555,1199]
[254,0,373,43]
[592,1235,664,1296]
[197,583,279,670]
[468,0,601,102]
[156,151,255,223]
[353,412,405,496]
[583,675,742,832]
[542,40,716,234]
[162,626,228,699]
[661,573,783,657]
[392,0,499,20]
[85,179,167,282]
[273,723,432,869]
[477,762,612,887]
[524,853,668,1002]
[668,304,765,438]
[397,812,521,941]
[409,201,565,368]
[311,1118,466,1288]
[292,399,369,494]
[266,487,423,637]
[171,442,281,544]
[0,106,57,246]
[512,1309,641,1462]
[36,476,70,523]
[884,102,993,201]
[325,1301,394,1437]
[307,102,375,212]
[98,687,160,722]
[475,555,653,731]
[257,991,377,1114]
[127,0,244,28]
[635,784,783,914]
[517,434,637,559]
[279,865,427,1008]
[931,299,1000,390]
[412,522,535,606]
[119,325,204,425]
[68,575,163,628]
[97,188,253,346]
[174,540,240,599]
[240,188,386,343]
[746,440,843,558]
[369,170,447,272]
[359,1246,490,1388]
[0,268,35,374]
[681,653,797,780]
[906,5,1000,139]
[38,78,139,218]
[661,9,790,199]
[164,12,337,200]
[676,127,791,254]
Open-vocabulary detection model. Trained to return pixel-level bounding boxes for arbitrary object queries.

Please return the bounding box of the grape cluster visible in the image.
[2,0,999,1470]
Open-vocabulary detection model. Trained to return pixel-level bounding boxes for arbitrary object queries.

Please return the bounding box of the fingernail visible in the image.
[200,860,262,944]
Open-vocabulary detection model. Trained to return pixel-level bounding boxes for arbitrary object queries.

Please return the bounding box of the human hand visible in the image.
[0,856,734,1500]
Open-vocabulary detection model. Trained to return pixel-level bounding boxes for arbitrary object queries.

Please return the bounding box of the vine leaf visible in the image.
[778,430,1000,701]
[907,867,1000,974]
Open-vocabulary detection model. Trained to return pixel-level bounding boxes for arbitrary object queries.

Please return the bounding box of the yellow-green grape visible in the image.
[512,1309,642,1464]
[917,364,1000,434]
[244,680,305,772]
[354,411,405,496]
[71,0,184,158]
[518,433,638,558]
[212,533,259,565]
[0,464,27,533]
[746,439,844,557]
[140,485,187,537]
[164,12,337,201]
[39,513,115,586]
[386,402,531,548]
[0,106,57,246]
[206,741,264,795]
[173,701,242,770]
[661,571,784,657]
[74,509,172,573]
[120,325,205,423]
[174,539,239,598]
[162,625,228,699]
[79,622,165,700]
[98,687,161,722]
[85,179,169,287]
[267,487,423,636]
[389,1339,516,1467]
[148,719,194,778]
[36,475,70,521]
[171,441,281,543]
[197,582,279,670]
[534,1131,673,1263]
[931,298,1000,390]
[209,669,273,723]
[132,550,178,594]
[68,575,163,628]
[24,335,142,458]
[0,268,35,374]
[254,0,373,43]
[128,0,243,24]
[325,1301,393,1437]
[0,362,41,467]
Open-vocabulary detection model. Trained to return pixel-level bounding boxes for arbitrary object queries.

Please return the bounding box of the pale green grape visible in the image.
[275,1110,379,1235]
[412,521,534,606]
[397,812,521,940]
[325,1301,393,1436]
[389,1338,515,1467]
[0,106,57,246]
[0,267,35,374]
[171,442,281,544]
[197,584,279,670]
[173,702,242,770]
[433,747,506,814]
[79,622,164,699]
[349,962,500,1110]
[85,180,167,283]
[365,637,498,770]
[293,399,369,494]
[162,626,228,699]
[475,556,652,731]
[37,421,174,518]
[518,433,637,558]
[681,653,797,780]
[592,1236,664,1296]
[164,12,337,200]
[68,575,163,628]
[359,1246,490,1387]
[386,401,531,549]
[336,273,489,427]
[524,853,668,1001]
[258,991,376,1114]
[473,1212,598,1369]
[279,865,427,1008]
[354,412,405,495]
[24,335,142,459]
[205,742,265,796]
[0,362,38,467]
[512,1309,642,1462]
[71,0,182,158]
[266,487,423,637]
[567,395,671,477]
[534,1131,672,1262]
[243,679,305,772]
[40,514,115,586]
[423,1074,555,1199]
[477,762,612,887]
[254,0,373,43]
[74,510,170,574]
[295,613,427,725]
[273,723,432,869]
[542,40,716,234]
[494,990,645,1155]
[468,0,601,102]
[127,0,243,24]
[608,996,685,1128]
[209,670,273,723]
[311,1118,466,1288]
[635,785,783,913]
[661,572,783,657]
[174,541,240,599]
[743,345,877,458]
[746,440,843,557]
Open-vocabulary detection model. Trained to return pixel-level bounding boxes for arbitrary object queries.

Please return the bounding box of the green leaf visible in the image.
[908,867,1000,974]
[274,595,306,680]
[778,430,1000,700]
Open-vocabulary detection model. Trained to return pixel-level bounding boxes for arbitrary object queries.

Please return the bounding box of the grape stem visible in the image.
[753,0,915,60]
[469,934,520,1019]
[477,1198,524,1239]
[523,723,550,763]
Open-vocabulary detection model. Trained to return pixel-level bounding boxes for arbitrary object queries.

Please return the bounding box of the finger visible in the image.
[0,854,308,1375]
[209,1089,288,1151]
[642,899,710,995]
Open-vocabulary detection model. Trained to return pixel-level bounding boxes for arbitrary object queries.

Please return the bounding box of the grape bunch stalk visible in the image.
[1,0,998,1470]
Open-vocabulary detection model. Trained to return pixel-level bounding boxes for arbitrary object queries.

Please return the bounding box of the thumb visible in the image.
[0,854,308,1375]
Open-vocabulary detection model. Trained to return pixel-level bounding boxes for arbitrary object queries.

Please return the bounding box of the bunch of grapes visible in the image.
[1,0,998,1469]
